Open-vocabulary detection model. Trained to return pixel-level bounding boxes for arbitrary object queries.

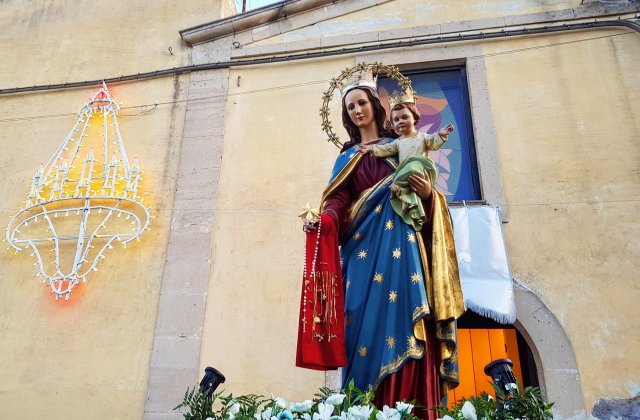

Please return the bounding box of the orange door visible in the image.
[447,328,524,407]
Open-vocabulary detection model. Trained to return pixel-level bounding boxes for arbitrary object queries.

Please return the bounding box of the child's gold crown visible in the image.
[338,67,378,97]
[388,88,417,109]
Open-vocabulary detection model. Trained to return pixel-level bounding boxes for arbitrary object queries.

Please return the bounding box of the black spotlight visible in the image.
[199,366,226,398]
[484,358,517,393]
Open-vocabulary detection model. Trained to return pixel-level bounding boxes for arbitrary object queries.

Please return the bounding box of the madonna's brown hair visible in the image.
[341,87,397,153]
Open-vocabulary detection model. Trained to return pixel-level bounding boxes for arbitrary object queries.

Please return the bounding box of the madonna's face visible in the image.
[344,89,375,129]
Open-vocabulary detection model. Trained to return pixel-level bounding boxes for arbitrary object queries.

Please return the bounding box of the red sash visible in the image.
[296,214,346,370]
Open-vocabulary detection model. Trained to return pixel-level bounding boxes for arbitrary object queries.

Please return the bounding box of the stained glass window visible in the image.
[379,67,481,202]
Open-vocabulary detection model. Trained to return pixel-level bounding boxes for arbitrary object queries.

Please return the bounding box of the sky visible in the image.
[235,0,283,12]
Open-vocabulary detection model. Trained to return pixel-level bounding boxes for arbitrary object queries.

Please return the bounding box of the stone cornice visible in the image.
[226,4,640,59]
[180,0,391,46]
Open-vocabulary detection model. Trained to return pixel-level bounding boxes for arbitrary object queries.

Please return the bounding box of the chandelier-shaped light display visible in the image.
[5,82,150,300]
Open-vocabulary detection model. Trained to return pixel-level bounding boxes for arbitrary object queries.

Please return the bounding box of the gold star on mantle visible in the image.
[392,248,401,259]
[385,220,394,230]
[373,273,383,283]
[389,290,398,303]
[298,202,320,221]
[411,272,422,284]
[386,336,396,349]
[407,233,416,243]
[353,232,362,240]
[357,249,368,260]
[375,205,383,214]
[346,280,351,289]
[358,346,368,357]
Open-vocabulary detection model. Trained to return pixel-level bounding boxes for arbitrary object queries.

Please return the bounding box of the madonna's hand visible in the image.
[408,172,433,200]
[302,218,320,232]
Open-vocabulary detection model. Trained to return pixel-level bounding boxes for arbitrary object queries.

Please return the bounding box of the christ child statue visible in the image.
[360,92,454,231]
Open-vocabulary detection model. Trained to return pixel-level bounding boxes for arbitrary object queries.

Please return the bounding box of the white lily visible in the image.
[334,412,353,420]
[262,407,273,420]
[312,403,335,420]
[376,405,400,420]
[325,393,346,406]
[461,401,477,420]
[394,402,414,414]
[229,403,240,414]
[347,405,374,420]
[275,397,288,409]
[226,402,240,420]
[291,400,313,412]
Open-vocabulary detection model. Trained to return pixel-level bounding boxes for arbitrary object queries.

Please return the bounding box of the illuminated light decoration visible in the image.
[5,82,150,301]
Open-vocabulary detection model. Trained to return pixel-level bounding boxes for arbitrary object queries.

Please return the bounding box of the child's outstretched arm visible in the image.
[367,141,399,157]
[438,123,454,138]
[359,144,373,154]
[422,124,454,151]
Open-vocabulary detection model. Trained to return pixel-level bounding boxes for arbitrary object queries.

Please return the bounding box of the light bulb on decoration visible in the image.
[5,82,150,302]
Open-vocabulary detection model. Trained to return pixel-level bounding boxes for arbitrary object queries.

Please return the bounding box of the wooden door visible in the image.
[447,328,524,407]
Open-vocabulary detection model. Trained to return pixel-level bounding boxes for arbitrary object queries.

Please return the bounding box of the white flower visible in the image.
[505,383,517,391]
[461,401,477,420]
[376,405,400,420]
[291,400,313,412]
[226,402,240,419]
[347,405,374,420]
[312,403,335,420]
[437,416,455,420]
[394,402,414,414]
[334,412,353,420]
[229,403,240,415]
[262,407,273,420]
[324,393,346,406]
[302,414,312,420]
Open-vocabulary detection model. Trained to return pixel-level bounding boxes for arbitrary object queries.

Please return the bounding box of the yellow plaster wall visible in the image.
[0,0,235,87]
[0,1,232,418]
[482,30,640,408]
[3,0,636,416]
[253,0,581,45]
[199,57,352,401]
[202,9,640,414]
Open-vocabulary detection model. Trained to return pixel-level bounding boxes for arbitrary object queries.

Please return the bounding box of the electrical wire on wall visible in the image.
[0,26,638,124]
[0,18,638,98]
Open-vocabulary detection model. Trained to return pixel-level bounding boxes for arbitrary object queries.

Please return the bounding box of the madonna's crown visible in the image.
[388,88,417,109]
[338,67,378,97]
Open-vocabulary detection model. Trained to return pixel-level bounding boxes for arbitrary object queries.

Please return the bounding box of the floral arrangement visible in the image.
[435,384,554,420]
[174,380,419,420]
[175,380,553,420]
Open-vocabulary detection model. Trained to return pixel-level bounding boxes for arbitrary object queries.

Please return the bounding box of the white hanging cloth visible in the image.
[449,205,516,324]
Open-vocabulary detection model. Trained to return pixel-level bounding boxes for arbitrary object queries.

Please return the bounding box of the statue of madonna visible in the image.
[297,66,465,419]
